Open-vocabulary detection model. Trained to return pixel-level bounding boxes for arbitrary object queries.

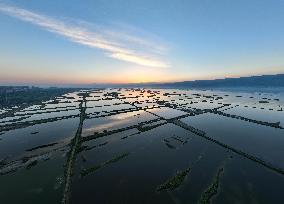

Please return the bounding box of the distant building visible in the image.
[0,86,30,94]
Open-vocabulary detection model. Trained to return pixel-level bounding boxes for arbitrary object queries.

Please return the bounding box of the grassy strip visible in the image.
[62,92,88,204]
[81,165,102,176]
[137,121,167,132]
[157,168,190,191]
[105,152,129,164]
[211,110,283,129]
[26,142,58,152]
[0,114,79,133]
[26,160,38,170]
[199,167,224,204]
[81,118,162,142]
[81,152,130,177]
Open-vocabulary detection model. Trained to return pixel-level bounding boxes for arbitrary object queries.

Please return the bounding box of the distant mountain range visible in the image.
[91,74,284,89]
[156,74,284,88]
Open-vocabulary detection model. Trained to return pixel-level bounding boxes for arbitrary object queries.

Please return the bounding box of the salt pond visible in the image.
[0,88,284,203]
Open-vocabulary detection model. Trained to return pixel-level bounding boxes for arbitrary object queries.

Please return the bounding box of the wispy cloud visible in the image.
[0,4,170,68]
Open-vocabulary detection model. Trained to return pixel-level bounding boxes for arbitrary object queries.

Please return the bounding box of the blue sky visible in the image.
[0,0,284,84]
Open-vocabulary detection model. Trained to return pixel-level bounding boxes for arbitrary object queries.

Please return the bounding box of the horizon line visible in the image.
[1,73,283,87]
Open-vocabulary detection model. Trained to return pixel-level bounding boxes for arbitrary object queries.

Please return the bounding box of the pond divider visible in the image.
[61,92,88,204]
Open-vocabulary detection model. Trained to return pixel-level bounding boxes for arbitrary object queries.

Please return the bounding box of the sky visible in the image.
[0,0,284,85]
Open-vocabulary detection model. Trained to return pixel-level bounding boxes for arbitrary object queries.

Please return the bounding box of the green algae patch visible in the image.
[199,167,224,204]
[81,152,130,177]
[81,165,102,177]
[157,167,191,191]
[26,160,38,170]
[105,152,130,165]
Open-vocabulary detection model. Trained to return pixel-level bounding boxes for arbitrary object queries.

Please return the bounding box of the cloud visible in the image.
[109,52,169,68]
[0,4,170,68]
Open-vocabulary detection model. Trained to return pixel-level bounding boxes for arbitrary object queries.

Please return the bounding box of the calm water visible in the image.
[0,88,284,204]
